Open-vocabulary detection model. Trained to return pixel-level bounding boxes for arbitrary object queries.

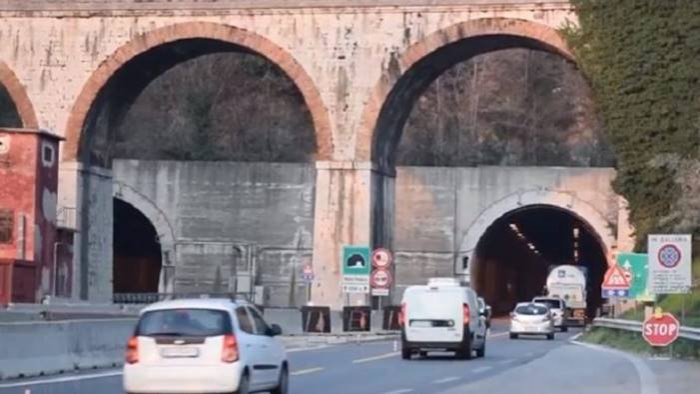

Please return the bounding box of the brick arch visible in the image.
[64,21,332,162]
[0,61,38,128]
[356,18,575,167]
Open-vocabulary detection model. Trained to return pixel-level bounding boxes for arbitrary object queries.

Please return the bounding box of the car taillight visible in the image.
[463,304,470,325]
[125,336,139,364]
[399,303,407,326]
[221,334,239,363]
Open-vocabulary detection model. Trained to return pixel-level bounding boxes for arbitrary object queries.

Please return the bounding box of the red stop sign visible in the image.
[642,313,680,347]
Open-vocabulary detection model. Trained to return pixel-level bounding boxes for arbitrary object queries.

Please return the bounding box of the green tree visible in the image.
[564,0,700,247]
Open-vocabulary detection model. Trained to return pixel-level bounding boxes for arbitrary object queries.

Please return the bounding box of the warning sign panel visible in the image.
[601,264,631,298]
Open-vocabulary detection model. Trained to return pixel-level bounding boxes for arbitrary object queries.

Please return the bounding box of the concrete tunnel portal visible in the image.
[470,205,607,317]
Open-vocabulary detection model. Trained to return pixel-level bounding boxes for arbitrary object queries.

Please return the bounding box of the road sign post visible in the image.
[601,264,631,298]
[371,249,393,298]
[642,311,680,347]
[648,235,692,294]
[342,245,371,295]
[616,252,654,301]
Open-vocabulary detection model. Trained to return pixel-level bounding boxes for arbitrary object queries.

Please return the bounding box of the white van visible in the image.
[400,278,487,360]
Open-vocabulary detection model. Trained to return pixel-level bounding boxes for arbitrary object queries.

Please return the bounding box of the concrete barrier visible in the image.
[0,318,136,380]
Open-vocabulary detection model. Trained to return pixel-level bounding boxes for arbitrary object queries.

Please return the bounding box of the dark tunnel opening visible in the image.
[113,198,162,294]
[472,205,607,317]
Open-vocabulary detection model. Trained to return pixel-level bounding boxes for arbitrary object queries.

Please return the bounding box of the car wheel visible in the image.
[509,333,517,339]
[561,326,568,332]
[547,333,555,340]
[234,372,250,394]
[456,341,472,360]
[476,342,486,358]
[271,365,289,394]
[401,346,412,360]
[419,351,428,358]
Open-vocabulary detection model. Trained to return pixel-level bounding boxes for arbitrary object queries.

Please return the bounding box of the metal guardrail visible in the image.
[593,318,700,341]
[113,292,254,305]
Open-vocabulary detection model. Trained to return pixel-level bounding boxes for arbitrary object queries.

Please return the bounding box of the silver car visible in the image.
[509,302,554,340]
[532,297,568,332]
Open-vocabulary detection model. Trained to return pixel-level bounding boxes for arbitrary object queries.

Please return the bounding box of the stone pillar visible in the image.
[58,162,113,302]
[311,161,383,310]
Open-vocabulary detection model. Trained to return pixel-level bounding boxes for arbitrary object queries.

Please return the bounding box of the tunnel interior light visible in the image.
[528,243,536,250]
[573,227,580,239]
[509,223,519,231]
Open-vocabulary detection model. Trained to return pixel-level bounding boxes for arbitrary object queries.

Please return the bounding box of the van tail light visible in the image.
[125,336,139,364]
[463,304,470,325]
[399,303,407,326]
[221,334,239,363]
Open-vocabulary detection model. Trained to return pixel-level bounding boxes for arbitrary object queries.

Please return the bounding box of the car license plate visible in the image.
[160,346,199,358]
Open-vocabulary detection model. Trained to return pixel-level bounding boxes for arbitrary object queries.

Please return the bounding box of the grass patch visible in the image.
[580,326,700,360]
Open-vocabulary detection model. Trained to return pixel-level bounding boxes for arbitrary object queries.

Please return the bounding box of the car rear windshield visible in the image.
[515,305,548,315]
[534,299,562,309]
[136,308,232,337]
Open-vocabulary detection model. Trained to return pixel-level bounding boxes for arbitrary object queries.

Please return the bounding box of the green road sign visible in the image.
[617,252,654,301]
[342,245,371,276]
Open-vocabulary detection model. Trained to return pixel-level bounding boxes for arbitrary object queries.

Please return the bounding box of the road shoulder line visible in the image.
[571,340,660,394]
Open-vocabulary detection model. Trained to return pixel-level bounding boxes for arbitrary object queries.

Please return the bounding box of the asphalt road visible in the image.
[1,322,698,394]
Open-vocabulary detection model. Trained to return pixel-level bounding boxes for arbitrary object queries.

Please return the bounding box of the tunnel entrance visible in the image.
[471,205,606,317]
[113,198,162,294]
[0,84,22,127]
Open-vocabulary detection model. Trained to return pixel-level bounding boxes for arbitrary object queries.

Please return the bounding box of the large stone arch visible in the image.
[64,21,333,162]
[459,189,615,260]
[0,61,38,128]
[113,180,176,292]
[356,17,575,169]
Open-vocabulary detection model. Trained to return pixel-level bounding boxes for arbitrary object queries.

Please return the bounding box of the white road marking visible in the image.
[488,331,509,338]
[568,332,583,342]
[383,389,414,394]
[472,366,493,374]
[572,341,660,394]
[498,358,515,365]
[433,376,460,384]
[0,371,122,388]
[287,345,329,353]
[290,367,324,376]
[353,351,400,364]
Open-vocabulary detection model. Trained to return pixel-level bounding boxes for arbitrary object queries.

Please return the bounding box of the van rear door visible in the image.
[404,287,464,343]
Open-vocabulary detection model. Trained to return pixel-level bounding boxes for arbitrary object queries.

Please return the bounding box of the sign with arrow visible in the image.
[616,252,654,301]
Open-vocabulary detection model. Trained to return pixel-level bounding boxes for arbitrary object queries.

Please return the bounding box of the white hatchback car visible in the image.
[532,296,568,332]
[509,302,555,340]
[123,298,288,394]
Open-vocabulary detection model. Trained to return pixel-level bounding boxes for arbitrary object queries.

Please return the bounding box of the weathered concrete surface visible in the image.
[113,160,316,307]
[392,166,627,303]
[113,161,629,308]
[0,1,580,306]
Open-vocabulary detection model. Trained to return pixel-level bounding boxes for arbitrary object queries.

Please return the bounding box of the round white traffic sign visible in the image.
[370,268,392,288]
[372,248,393,268]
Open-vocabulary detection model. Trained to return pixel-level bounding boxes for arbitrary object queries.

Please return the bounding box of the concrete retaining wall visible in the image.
[0,309,395,380]
[0,318,136,380]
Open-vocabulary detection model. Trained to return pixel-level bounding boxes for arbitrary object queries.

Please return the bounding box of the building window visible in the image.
[42,143,55,167]
[0,209,13,244]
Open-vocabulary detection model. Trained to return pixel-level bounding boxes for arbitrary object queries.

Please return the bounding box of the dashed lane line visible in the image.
[433,376,460,384]
[290,367,324,376]
[353,351,400,364]
[383,389,414,394]
[472,366,493,374]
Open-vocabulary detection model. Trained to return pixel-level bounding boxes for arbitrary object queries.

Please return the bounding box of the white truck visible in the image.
[545,265,587,326]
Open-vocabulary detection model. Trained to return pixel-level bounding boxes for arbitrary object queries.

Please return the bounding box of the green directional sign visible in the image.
[342,245,371,276]
[617,252,654,301]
